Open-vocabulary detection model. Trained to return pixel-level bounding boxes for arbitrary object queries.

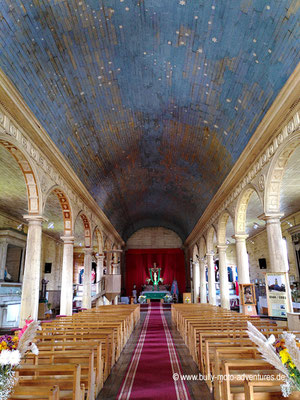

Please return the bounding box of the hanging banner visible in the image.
[265,272,290,317]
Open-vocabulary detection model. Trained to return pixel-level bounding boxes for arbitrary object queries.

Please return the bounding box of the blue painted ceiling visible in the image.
[0,0,299,240]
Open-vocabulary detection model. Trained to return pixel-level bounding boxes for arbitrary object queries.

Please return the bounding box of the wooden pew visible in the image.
[16,364,84,400]
[9,385,60,400]
[34,341,104,392]
[171,304,300,400]
[244,378,300,400]
[220,359,280,400]
[36,331,113,380]
[12,305,140,400]
[23,350,95,400]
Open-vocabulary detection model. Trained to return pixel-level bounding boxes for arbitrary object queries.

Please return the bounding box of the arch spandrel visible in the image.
[235,184,263,235]
[206,226,217,253]
[199,237,206,259]
[217,211,231,245]
[43,185,73,236]
[265,132,300,215]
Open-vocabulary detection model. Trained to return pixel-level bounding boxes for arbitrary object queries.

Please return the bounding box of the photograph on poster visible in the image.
[267,275,286,292]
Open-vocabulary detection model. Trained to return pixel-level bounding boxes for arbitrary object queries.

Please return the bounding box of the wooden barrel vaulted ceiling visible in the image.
[0,1,299,240]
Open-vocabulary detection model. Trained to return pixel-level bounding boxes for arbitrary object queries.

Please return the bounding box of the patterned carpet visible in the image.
[118,303,190,400]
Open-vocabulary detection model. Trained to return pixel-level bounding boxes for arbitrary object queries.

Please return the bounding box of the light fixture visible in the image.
[253,223,259,230]
[287,221,293,227]
[17,224,24,231]
[79,242,82,247]
[47,222,54,229]
[226,239,230,244]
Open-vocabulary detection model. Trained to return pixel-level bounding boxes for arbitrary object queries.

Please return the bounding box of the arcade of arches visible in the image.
[0,2,299,399]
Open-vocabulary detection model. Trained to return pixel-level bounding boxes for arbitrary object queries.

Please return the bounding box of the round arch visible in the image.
[265,132,300,214]
[199,237,206,259]
[192,243,199,261]
[92,227,104,254]
[217,210,233,245]
[0,138,41,214]
[235,184,263,234]
[43,185,73,236]
[74,211,92,248]
[206,226,217,253]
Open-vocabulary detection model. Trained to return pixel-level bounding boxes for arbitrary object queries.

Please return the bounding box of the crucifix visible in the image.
[149,263,161,291]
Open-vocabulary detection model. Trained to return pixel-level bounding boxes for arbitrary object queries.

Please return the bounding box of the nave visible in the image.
[100,303,211,400]
[0,1,299,399]
[8,300,300,400]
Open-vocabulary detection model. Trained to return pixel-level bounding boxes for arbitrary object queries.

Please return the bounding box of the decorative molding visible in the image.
[0,95,124,246]
[185,101,300,247]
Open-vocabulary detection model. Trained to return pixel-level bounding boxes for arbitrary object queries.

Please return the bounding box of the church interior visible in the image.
[0,1,299,399]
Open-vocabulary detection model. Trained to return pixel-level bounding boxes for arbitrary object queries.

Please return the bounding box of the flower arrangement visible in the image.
[138,295,147,304]
[247,321,300,397]
[184,297,191,303]
[163,294,172,303]
[0,318,40,400]
[159,278,164,283]
[146,278,151,284]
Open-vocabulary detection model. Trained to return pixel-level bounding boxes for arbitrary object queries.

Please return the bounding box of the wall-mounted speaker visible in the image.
[258,258,267,269]
[45,262,52,273]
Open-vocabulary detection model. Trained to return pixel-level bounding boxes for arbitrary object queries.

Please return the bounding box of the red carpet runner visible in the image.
[118,304,190,400]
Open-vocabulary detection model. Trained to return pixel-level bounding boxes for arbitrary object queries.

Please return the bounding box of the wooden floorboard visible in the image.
[97,309,213,400]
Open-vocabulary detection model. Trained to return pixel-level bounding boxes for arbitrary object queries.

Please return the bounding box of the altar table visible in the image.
[142,291,170,300]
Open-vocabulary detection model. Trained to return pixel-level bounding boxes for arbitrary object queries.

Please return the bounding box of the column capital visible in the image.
[23,214,47,224]
[233,234,248,241]
[217,244,227,252]
[258,213,284,222]
[96,255,105,261]
[84,247,94,255]
[60,236,75,244]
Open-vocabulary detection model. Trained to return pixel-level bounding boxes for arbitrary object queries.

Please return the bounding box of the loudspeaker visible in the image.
[258,258,267,269]
[45,262,52,273]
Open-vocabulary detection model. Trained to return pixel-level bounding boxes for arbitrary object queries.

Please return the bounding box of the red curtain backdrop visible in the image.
[125,248,186,295]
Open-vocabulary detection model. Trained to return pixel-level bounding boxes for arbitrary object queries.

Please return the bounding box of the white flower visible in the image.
[0,350,21,366]
[266,334,275,345]
[9,350,21,366]
[0,350,11,365]
[30,343,39,355]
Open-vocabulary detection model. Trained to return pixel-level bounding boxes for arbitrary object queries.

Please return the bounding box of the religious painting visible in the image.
[239,283,256,305]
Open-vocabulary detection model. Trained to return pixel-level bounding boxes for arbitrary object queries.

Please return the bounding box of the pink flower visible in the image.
[18,317,33,340]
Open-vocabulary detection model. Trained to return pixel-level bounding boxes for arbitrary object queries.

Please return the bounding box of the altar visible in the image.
[142,290,171,300]
[140,264,172,299]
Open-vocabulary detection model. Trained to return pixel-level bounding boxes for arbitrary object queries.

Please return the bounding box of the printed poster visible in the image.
[265,273,290,317]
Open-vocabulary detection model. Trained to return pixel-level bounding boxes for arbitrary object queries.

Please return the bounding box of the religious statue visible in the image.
[171,279,179,302]
[40,278,49,302]
[149,263,161,291]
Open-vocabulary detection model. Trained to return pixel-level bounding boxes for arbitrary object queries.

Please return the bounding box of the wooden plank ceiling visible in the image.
[0,0,299,240]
